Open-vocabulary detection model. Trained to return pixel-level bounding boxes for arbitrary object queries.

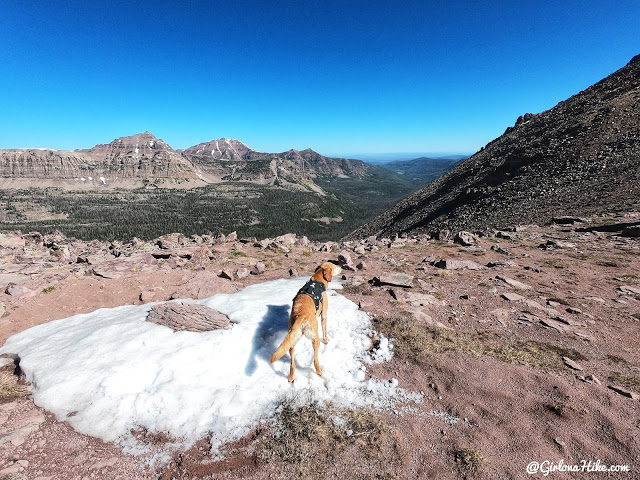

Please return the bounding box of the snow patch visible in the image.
[0,278,418,456]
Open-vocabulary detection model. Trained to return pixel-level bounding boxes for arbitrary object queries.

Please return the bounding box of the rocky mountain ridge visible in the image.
[0,133,369,191]
[349,54,640,239]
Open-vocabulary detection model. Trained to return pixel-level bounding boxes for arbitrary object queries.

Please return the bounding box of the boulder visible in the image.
[434,259,484,270]
[250,262,266,275]
[375,272,414,288]
[454,231,479,246]
[146,302,232,332]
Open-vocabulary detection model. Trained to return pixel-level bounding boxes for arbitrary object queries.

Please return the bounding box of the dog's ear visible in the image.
[322,264,333,282]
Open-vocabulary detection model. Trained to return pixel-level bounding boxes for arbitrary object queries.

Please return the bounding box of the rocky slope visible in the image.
[0,213,639,478]
[0,133,375,192]
[349,54,640,239]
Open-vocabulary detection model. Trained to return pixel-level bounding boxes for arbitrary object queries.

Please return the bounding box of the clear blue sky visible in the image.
[1,1,638,156]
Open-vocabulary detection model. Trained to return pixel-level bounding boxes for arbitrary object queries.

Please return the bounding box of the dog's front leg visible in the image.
[312,336,322,376]
[320,293,329,344]
[288,346,296,382]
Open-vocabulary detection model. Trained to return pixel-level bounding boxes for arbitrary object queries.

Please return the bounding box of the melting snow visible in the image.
[0,278,419,455]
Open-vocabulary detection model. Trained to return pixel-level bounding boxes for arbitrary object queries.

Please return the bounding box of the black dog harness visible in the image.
[295,280,326,310]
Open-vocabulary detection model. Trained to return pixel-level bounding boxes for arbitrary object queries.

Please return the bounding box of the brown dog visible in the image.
[270,262,342,381]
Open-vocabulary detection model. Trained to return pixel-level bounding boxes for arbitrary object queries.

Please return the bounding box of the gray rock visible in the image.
[236,268,250,278]
[562,356,583,371]
[495,275,532,290]
[219,270,234,280]
[376,272,414,288]
[490,244,512,255]
[250,261,266,275]
[607,385,638,399]
[501,292,525,302]
[146,302,232,332]
[454,231,479,246]
[434,259,483,270]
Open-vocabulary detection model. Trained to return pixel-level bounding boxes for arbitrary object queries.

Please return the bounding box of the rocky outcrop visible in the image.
[348,54,640,238]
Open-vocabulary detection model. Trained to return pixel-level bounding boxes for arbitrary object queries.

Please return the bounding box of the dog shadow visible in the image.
[245,304,290,376]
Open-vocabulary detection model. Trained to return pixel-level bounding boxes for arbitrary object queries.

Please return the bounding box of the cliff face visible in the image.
[349,54,640,239]
[0,132,199,187]
[0,134,381,190]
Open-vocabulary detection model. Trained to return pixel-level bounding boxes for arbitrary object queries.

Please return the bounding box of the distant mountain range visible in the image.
[0,133,370,192]
[349,54,640,238]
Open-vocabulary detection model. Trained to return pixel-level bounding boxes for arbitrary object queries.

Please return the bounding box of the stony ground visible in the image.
[0,215,639,479]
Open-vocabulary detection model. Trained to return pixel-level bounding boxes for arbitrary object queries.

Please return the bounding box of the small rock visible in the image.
[566,307,582,314]
[219,270,234,280]
[562,357,583,371]
[436,229,451,241]
[495,275,531,290]
[4,283,33,297]
[524,266,541,273]
[607,385,638,399]
[501,292,525,302]
[0,464,24,475]
[250,262,266,275]
[584,375,601,385]
[236,268,250,279]
[553,437,566,447]
[434,259,483,270]
[490,244,511,255]
[356,261,367,270]
[454,231,479,246]
[376,272,414,288]
[288,268,298,277]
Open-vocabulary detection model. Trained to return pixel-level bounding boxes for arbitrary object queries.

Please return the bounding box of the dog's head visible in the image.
[314,262,341,283]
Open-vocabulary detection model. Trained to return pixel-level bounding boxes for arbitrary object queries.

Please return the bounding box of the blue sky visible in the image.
[1,1,638,156]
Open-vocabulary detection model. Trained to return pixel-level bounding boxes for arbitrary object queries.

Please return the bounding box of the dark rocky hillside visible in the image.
[348,54,640,239]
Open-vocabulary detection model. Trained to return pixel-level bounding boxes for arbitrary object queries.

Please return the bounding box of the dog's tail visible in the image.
[270,327,302,364]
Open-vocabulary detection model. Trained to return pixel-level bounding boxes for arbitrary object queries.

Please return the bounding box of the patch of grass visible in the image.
[453,447,486,474]
[435,269,451,277]
[257,399,400,478]
[619,274,640,284]
[544,403,578,417]
[229,250,248,258]
[0,368,28,404]
[302,248,313,257]
[606,354,633,367]
[341,283,373,296]
[543,258,571,269]
[42,285,57,293]
[372,314,585,371]
[608,372,640,390]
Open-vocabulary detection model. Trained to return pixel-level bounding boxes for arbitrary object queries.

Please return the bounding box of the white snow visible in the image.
[87,176,92,181]
[99,176,106,184]
[0,278,420,456]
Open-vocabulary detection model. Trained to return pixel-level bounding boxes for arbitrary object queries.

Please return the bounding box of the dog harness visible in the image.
[295,280,326,310]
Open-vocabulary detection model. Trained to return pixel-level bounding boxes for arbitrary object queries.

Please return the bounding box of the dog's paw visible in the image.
[322,338,329,345]
[288,376,295,382]
[315,368,322,377]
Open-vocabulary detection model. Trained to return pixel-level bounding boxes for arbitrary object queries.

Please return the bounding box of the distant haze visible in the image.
[329,152,471,164]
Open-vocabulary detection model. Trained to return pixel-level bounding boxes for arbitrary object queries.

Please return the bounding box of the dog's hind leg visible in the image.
[288,346,296,382]
[312,336,322,376]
